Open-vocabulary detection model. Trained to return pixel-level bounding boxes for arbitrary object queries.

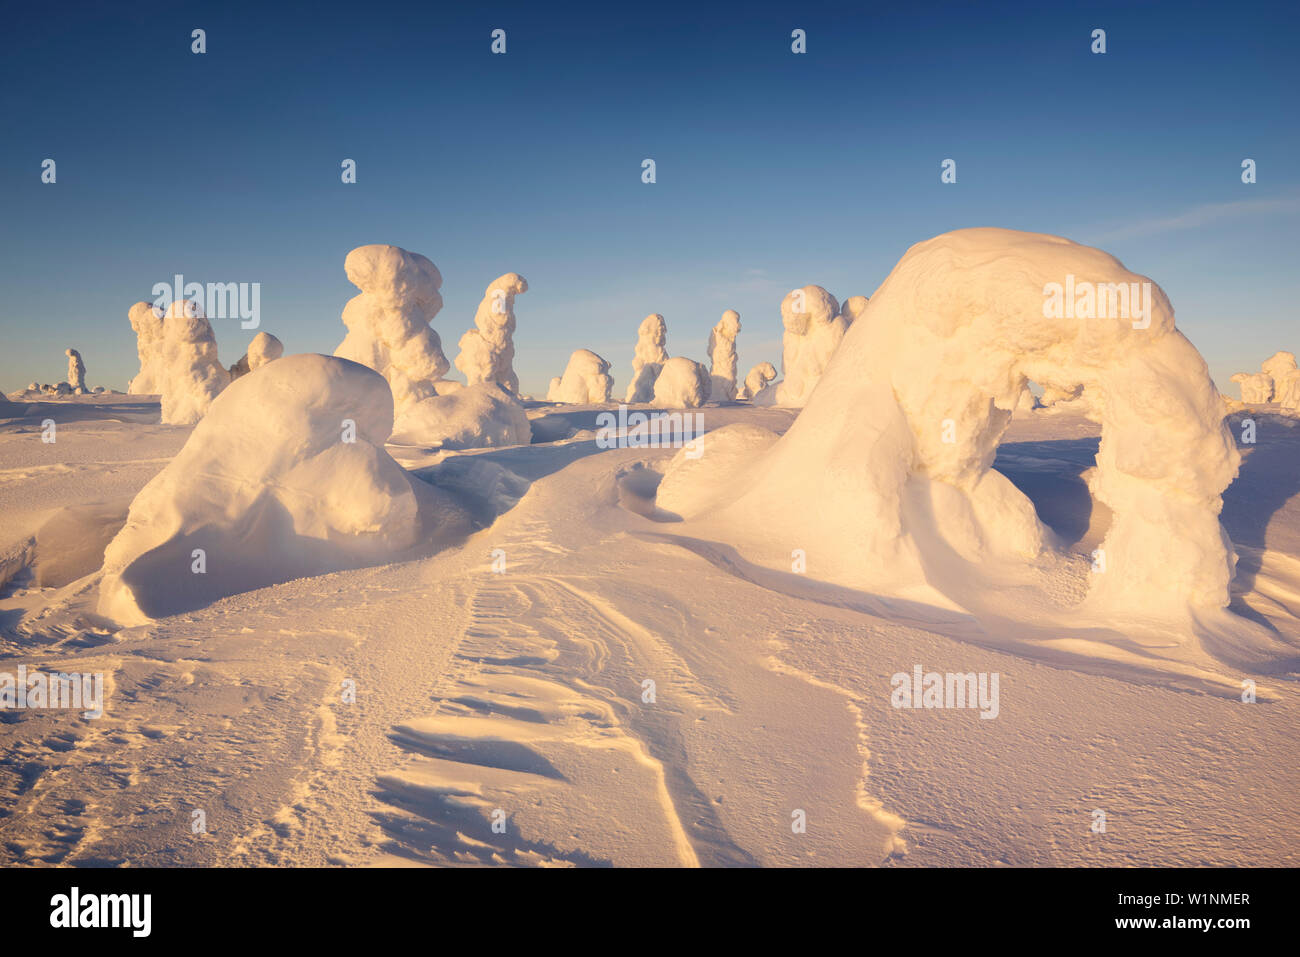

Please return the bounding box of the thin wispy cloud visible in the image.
[1091,193,1300,242]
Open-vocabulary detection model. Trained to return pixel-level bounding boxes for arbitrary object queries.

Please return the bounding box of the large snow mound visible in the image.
[98,354,465,624]
[391,382,531,449]
[658,228,1281,681]
[334,244,450,413]
[655,423,780,518]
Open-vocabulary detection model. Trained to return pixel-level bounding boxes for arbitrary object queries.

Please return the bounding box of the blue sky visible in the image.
[1,0,1296,397]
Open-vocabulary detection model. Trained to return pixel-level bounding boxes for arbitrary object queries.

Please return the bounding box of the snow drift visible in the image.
[626,314,669,403]
[391,382,531,449]
[98,354,466,624]
[454,273,526,394]
[659,228,1273,680]
[334,244,451,413]
[656,423,779,518]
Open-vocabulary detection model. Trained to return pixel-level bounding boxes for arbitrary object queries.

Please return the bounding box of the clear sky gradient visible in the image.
[1,0,1296,397]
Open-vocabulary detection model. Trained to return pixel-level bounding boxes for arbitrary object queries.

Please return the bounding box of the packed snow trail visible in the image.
[373,445,909,865]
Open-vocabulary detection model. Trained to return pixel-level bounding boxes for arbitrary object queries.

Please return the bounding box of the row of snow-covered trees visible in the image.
[119,243,871,429]
[547,287,870,410]
[18,348,94,397]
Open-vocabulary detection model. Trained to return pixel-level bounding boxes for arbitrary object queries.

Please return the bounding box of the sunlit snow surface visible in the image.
[0,390,1296,867]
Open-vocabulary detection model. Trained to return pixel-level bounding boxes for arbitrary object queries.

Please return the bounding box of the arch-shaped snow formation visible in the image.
[664,228,1245,631]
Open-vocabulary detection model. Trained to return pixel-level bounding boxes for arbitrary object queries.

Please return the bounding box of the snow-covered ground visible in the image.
[1,390,1296,867]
